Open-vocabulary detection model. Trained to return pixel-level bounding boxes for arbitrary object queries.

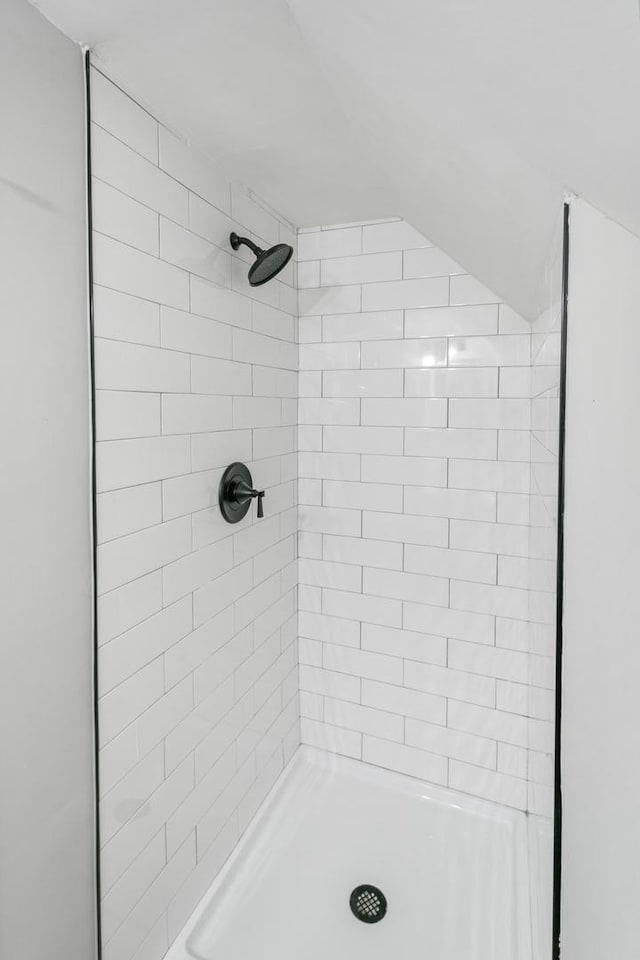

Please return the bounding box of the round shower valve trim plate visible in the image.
[218,462,265,523]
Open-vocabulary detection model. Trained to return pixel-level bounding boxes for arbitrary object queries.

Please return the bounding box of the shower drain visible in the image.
[349,884,387,924]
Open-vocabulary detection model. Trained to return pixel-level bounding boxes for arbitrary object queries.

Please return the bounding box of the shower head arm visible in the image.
[229,232,263,258]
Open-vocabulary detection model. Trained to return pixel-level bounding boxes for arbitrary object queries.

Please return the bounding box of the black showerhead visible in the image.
[229,232,293,286]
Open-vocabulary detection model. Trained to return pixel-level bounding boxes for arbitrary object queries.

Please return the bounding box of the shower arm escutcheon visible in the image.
[219,462,265,523]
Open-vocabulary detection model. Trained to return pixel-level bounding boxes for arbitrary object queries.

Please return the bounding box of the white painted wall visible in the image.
[562,198,640,959]
[90,68,299,960]
[0,2,96,959]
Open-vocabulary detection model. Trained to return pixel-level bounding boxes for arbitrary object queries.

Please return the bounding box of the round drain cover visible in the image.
[349,884,387,924]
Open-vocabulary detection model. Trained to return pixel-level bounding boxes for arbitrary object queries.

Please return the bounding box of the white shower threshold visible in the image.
[166,746,533,960]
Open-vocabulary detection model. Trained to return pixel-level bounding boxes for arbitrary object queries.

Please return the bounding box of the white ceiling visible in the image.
[31,0,640,317]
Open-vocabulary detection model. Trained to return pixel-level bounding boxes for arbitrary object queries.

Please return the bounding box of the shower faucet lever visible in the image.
[234,479,265,518]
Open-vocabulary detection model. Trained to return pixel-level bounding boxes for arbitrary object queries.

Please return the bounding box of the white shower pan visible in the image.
[167,746,532,960]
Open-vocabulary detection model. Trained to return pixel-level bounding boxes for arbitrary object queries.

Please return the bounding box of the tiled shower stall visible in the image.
[92,67,559,960]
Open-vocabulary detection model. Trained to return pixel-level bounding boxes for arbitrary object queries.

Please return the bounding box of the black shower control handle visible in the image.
[234,479,265,518]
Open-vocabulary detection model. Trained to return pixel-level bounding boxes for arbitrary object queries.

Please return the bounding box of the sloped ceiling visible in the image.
[31,0,640,317]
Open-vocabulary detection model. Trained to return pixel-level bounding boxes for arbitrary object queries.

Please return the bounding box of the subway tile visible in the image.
[404,486,496,522]
[297,227,362,261]
[324,479,403,513]
[252,302,295,342]
[323,534,402,571]
[403,601,495,645]
[159,127,230,213]
[404,543,497,584]
[449,399,530,430]
[405,367,498,398]
[323,310,403,342]
[299,558,362,593]
[230,187,279,244]
[163,538,234,605]
[161,395,232,434]
[96,391,160,442]
[93,286,160,346]
[448,459,530,494]
[450,275,500,305]
[93,179,159,255]
[97,572,163,647]
[299,665,360,703]
[362,398,447,427]
[162,468,223,520]
[450,579,529,620]
[299,452,361,481]
[299,398,360,425]
[160,218,231,288]
[363,567,449,607]
[363,736,447,784]
[361,623,446,666]
[91,69,158,162]
[406,718,497,768]
[233,328,297,370]
[233,396,282,428]
[362,220,431,253]
[498,431,531,462]
[321,252,402,286]
[95,339,190,393]
[404,427,497,460]
[97,517,191,594]
[497,492,531,525]
[299,342,360,370]
[324,698,404,742]
[404,660,495,707]
[99,597,192,694]
[160,306,232,358]
[98,659,164,747]
[301,719,362,759]
[403,248,464,279]
[449,761,527,809]
[363,679,446,724]
[298,611,361,648]
[363,511,448,547]
[91,125,188,226]
[188,192,235,248]
[324,426,403,455]
[299,285,361,317]
[448,639,531,684]
[448,700,528,748]
[94,233,189,309]
[499,367,532,398]
[297,262,320,289]
[361,338,447,369]
[190,276,252,329]
[190,430,252,473]
[450,519,530,557]
[362,454,446,487]
[406,304,497,338]
[323,642,403,684]
[449,335,530,367]
[362,277,448,311]
[323,369,403,397]
[323,589,402,629]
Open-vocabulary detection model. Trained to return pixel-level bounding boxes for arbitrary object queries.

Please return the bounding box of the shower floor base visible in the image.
[167,746,532,960]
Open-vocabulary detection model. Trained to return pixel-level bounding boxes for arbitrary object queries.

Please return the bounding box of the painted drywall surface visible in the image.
[91,68,299,960]
[561,198,640,960]
[29,0,640,319]
[0,2,96,959]
[297,218,555,812]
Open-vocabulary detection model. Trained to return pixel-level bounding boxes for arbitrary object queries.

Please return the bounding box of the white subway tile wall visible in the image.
[92,69,299,960]
[298,218,557,817]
